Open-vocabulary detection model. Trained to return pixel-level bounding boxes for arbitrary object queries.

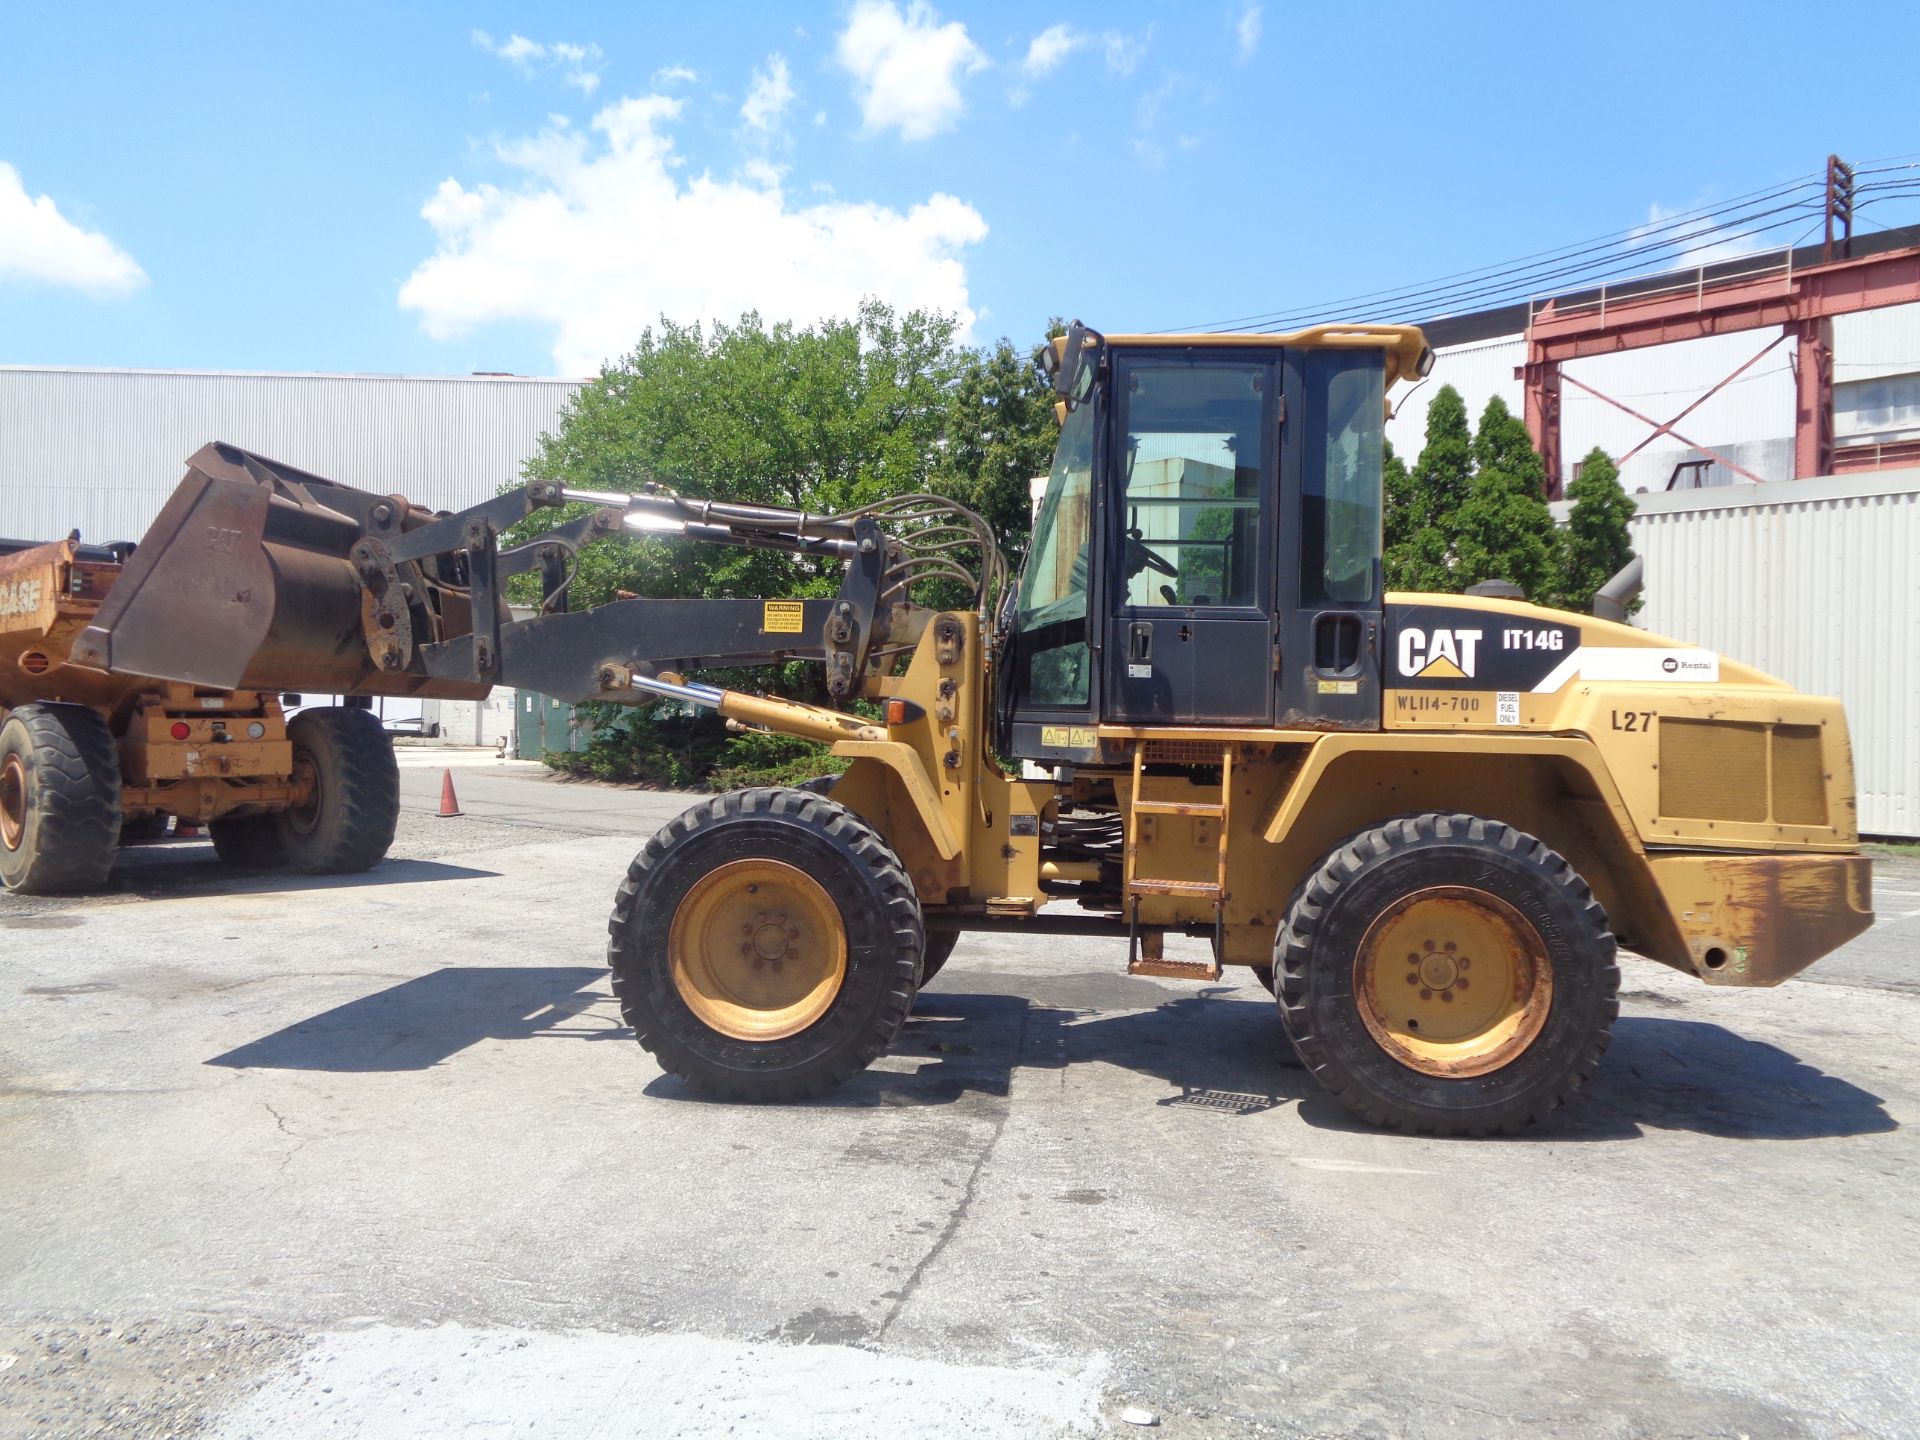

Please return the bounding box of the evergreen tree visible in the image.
[1451,396,1556,598]
[1382,438,1418,588]
[1391,384,1475,592]
[1556,447,1639,614]
[1409,385,1473,530]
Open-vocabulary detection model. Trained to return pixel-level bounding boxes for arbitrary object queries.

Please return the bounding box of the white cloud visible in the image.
[398,96,987,374]
[1021,23,1083,77]
[653,64,699,86]
[473,30,603,95]
[835,0,987,141]
[741,54,796,133]
[1235,4,1262,60]
[0,161,146,296]
[1020,23,1147,78]
[1632,201,1771,269]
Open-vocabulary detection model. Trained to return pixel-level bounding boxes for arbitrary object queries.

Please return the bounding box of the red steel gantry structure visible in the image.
[1523,241,1920,497]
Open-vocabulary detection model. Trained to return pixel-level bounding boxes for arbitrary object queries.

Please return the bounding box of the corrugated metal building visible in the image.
[0,366,582,544]
[1624,469,1920,838]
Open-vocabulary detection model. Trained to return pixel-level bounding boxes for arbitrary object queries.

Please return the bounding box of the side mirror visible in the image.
[1054,321,1088,400]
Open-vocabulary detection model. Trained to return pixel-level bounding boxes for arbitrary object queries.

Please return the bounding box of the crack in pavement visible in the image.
[874,1004,1033,1342]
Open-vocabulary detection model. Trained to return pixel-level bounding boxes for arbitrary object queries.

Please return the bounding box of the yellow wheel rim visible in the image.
[0,752,26,852]
[668,858,847,1042]
[1353,886,1553,1078]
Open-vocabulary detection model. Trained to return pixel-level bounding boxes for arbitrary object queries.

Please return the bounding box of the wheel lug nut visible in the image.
[1404,973,1419,986]
[1439,990,1454,1003]
[1457,978,1470,990]
[1419,988,1432,1000]
[1459,958,1471,970]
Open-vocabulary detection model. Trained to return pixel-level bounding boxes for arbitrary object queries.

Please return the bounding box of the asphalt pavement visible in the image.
[2,761,1916,1439]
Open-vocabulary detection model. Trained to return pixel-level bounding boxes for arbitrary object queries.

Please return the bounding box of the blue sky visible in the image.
[3,1,1917,377]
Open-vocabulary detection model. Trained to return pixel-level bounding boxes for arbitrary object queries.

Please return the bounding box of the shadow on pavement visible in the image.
[1566,1014,1897,1140]
[111,846,500,894]
[655,982,1897,1141]
[207,965,620,1071]
[219,957,1895,1142]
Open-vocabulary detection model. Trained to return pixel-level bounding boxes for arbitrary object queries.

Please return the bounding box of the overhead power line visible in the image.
[1160,164,1920,338]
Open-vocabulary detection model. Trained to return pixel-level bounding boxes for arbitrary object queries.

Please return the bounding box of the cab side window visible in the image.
[1118,365,1266,609]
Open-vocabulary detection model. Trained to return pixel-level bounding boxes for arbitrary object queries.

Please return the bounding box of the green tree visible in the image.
[1555,447,1639,614]
[514,302,1060,784]
[525,301,967,615]
[1450,396,1557,598]
[932,329,1061,568]
[1409,384,1473,529]
[1390,385,1473,591]
[1381,438,1417,587]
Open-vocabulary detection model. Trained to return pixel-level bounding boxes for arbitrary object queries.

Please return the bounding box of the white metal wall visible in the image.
[0,367,583,544]
[1629,469,1920,836]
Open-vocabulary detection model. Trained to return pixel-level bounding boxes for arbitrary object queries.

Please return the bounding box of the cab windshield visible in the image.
[1012,396,1097,706]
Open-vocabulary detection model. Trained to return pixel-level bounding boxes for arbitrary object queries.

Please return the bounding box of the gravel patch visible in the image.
[0,1318,302,1440]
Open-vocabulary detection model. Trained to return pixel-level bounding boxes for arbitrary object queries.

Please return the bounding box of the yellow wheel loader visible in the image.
[77,322,1873,1132]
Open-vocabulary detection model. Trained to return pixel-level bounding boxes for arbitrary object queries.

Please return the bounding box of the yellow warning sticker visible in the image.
[762,600,805,634]
[1040,725,1098,749]
[1317,679,1359,695]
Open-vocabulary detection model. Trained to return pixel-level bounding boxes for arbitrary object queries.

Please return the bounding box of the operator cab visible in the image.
[1001,322,1431,763]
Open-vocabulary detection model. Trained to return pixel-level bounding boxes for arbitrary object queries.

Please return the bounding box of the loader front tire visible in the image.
[0,704,122,894]
[609,787,923,1101]
[211,708,397,874]
[1276,813,1618,1136]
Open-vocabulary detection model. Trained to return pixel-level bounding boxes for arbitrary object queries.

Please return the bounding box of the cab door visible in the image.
[1103,352,1278,725]
[1274,348,1386,729]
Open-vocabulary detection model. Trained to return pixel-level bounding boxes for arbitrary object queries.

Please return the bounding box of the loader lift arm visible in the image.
[72,442,1006,709]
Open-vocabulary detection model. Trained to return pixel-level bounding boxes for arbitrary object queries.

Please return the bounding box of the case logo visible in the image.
[1397,626,1483,680]
[0,577,44,619]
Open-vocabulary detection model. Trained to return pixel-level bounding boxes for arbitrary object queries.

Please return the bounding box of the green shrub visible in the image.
[540,709,844,792]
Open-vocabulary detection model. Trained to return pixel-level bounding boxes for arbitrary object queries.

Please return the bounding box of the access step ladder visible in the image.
[1124,741,1231,980]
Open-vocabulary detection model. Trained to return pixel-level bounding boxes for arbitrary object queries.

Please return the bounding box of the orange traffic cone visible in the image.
[437,768,463,817]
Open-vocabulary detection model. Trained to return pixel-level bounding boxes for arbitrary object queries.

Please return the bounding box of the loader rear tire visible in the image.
[609,787,923,1101]
[208,813,289,868]
[0,704,122,894]
[1276,813,1618,1136]
[919,926,959,986]
[117,811,170,845]
[210,708,397,874]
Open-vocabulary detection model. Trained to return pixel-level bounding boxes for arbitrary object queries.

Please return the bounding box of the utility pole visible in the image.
[1823,154,1856,264]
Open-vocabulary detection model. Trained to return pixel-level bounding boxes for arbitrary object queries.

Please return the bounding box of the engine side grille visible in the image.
[1770,725,1830,826]
[1661,719,1767,821]
[1658,718,1831,827]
